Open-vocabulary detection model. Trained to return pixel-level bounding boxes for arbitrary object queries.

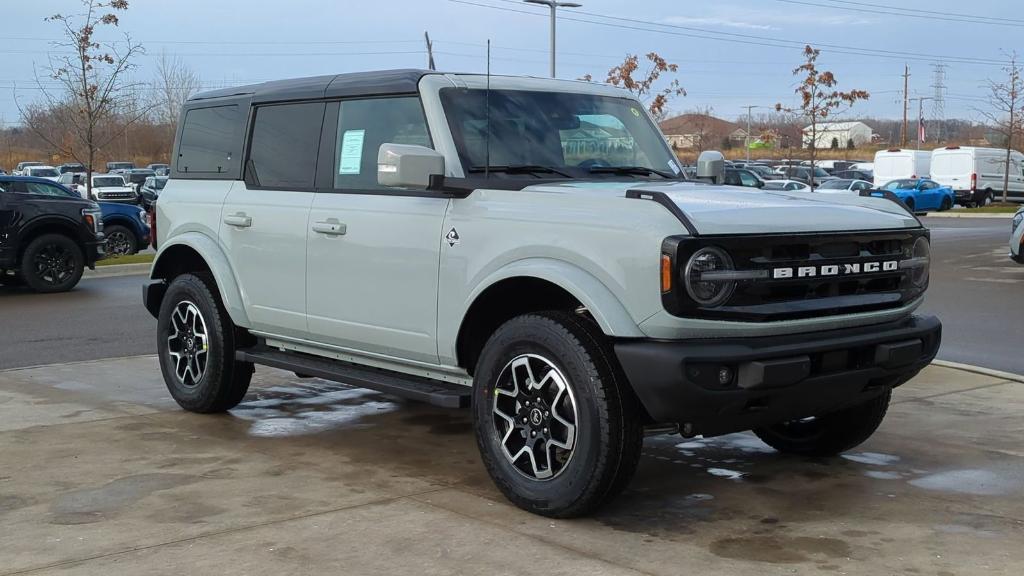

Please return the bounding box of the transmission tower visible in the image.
[930,63,947,143]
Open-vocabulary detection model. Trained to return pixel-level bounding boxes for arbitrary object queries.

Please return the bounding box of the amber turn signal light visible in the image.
[661,254,672,293]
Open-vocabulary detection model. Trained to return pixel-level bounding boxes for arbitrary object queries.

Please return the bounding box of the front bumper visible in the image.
[84,237,106,267]
[615,314,941,437]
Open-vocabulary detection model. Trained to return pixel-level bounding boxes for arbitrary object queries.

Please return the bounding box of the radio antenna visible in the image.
[485,39,491,180]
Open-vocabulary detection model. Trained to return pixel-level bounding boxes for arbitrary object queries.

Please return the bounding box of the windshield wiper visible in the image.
[467,165,572,178]
[587,165,677,179]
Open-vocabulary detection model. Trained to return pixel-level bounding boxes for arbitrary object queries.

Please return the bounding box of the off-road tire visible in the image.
[157,273,253,413]
[104,224,138,256]
[20,233,84,293]
[753,390,892,457]
[473,311,643,518]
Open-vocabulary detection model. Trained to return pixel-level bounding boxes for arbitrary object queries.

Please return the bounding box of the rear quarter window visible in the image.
[177,105,241,174]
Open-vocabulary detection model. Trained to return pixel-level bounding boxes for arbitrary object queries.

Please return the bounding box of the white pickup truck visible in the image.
[144,70,941,517]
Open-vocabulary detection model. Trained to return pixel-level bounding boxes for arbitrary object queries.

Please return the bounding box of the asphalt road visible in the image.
[0,216,1020,373]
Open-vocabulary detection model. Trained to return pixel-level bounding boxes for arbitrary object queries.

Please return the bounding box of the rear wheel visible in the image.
[753,390,892,457]
[157,273,253,413]
[20,234,84,293]
[104,224,138,256]
[473,311,643,517]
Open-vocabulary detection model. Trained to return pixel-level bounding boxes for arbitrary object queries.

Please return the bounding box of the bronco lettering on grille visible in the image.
[772,260,898,279]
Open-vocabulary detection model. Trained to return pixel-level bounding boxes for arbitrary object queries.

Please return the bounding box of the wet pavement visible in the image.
[1,357,1022,575]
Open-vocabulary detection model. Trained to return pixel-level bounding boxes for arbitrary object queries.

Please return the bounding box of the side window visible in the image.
[738,170,758,187]
[25,182,72,197]
[177,104,240,174]
[246,102,325,189]
[332,97,431,191]
[723,171,740,185]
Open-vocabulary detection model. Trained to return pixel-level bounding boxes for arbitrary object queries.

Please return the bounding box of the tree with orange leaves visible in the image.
[585,53,685,121]
[776,45,868,189]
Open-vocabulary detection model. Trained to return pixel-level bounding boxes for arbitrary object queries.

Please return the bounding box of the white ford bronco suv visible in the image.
[144,70,941,517]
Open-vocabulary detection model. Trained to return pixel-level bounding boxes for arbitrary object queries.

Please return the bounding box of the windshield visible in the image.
[762,182,787,190]
[94,176,125,187]
[29,168,59,177]
[884,179,918,190]
[818,179,851,189]
[438,88,681,179]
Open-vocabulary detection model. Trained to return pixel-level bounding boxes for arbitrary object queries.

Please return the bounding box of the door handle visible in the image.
[223,213,252,228]
[312,219,347,236]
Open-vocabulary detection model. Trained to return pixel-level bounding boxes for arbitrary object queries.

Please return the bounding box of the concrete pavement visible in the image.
[1,356,1022,575]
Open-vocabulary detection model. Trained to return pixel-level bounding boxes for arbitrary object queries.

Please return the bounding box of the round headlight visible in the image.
[910,236,930,287]
[1012,212,1023,233]
[684,247,736,307]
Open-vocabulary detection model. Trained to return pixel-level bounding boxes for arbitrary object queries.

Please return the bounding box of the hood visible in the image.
[524,180,920,235]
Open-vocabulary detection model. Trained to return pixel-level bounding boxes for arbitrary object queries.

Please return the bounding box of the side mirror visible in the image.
[377,143,445,189]
[696,150,725,183]
[756,180,765,188]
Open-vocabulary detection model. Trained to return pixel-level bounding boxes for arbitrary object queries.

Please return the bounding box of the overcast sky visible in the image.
[1,0,1019,125]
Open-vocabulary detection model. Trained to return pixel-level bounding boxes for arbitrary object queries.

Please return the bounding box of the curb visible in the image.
[84,263,151,279]
[931,359,1024,384]
[924,212,1015,219]
[2,354,157,373]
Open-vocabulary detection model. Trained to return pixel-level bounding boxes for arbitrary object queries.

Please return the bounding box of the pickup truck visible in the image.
[143,70,940,517]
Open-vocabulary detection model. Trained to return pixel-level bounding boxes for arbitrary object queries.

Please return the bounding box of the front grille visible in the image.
[663,229,929,322]
[99,192,134,200]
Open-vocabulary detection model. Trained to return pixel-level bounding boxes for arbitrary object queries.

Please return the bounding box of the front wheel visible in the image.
[753,390,892,457]
[903,198,916,213]
[473,311,643,518]
[157,273,253,413]
[939,196,953,211]
[21,234,84,293]
[104,225,138,256]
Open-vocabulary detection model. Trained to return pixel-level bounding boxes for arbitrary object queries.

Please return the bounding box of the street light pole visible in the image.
[524,0,582,78]
[743,105,760,162]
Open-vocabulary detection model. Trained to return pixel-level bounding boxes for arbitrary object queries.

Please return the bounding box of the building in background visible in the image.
[802,121,873,149]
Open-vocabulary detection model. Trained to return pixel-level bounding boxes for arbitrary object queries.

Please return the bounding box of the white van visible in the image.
[930,146,1024,206]
[873,149,931,187]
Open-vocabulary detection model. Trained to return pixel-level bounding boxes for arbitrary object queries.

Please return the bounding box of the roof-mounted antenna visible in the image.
[485,39,491,180]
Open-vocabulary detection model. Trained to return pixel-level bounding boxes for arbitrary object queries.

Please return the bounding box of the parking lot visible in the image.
[0,214,1020,574]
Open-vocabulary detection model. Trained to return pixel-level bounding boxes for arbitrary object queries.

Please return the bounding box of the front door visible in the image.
[305,97,447,365]
[219,101,325,337]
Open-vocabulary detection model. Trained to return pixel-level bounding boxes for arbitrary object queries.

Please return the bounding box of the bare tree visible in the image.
[18,0,146,197]
[776,45,869,189]
[151,51,201,138]
[687,105,715,154]
[584,53,686,121]
[976,52,1023,203]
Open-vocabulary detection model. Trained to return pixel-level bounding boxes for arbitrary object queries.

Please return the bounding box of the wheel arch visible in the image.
[452,258,644,374]
[148,233,250,327]
[17,217,85,263]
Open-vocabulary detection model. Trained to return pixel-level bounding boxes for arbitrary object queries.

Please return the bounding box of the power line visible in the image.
[452,0,1013,66]
[817,0,1024,24]
[773,0,1024,27]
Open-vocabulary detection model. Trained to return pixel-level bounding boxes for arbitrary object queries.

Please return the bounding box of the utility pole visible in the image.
[911,97,933,150]
[743,105,760,162]
[902,64,910,148]
[524,0,582,78]
[424,31,436,71]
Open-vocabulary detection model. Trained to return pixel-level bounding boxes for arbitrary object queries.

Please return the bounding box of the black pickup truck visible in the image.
[0,176,106,292]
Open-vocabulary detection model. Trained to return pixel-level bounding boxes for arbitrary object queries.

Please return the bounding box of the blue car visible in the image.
[97,201,150,256]
[878,178,955,213]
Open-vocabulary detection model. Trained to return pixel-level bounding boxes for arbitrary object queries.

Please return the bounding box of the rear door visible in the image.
[219,101,324,337]
[305,96,448,365]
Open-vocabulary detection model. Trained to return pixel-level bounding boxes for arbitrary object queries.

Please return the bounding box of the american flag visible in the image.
[918,118,926,144]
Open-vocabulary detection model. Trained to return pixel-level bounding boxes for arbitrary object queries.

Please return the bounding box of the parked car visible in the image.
[24,165,61,182]
[90,174,138,203]
[106,161,136,173]
[0,175,105,292]
[744,164,780,180]
[778,165,836,186]
[146,163,169,173]
[57,172,87,196]
[124,168,156,193]
[930,146,1023,207]
[874,149,930,187]
[57,162,86,174]
[139,175,168,209]
[13,161,43,175]
[143,70,939,518]
[98,201,150,256]
[1011,206,1024,263]
[723,167,765,188]
[878,178,955,212]
[762,179,811,192]
[833,169,874,181]
[815,179,874,193]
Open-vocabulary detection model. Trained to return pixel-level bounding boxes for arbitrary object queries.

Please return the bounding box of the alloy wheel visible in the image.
[166,300,210,387]
[32,243,75,286]
[492,354,579,480]
[106,230,133,256]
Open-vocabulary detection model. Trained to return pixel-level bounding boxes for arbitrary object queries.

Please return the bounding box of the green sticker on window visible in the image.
[630,107,641,118]
[339,129,365,175]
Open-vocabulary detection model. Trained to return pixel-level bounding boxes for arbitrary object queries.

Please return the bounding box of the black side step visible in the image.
[235,346,470,408]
